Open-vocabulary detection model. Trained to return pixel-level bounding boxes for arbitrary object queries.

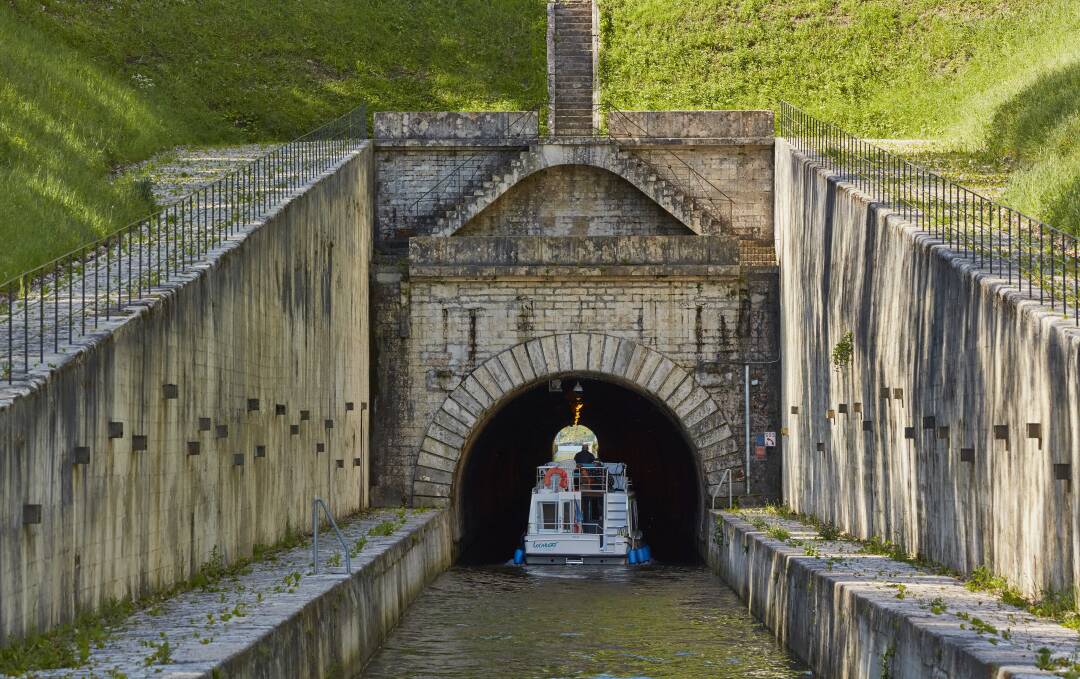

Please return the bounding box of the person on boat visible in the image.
[574,445,595,465]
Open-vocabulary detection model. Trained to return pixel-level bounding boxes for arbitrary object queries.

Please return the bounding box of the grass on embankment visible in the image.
[0,0,547,281]
[600,0,1080,234]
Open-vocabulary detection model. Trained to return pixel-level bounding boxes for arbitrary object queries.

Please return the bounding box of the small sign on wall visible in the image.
[764,431,776,447]
[754,434,766,460]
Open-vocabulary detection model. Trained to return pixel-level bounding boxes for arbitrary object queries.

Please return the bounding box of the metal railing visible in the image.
[600,106,735,232]
[1,104,368,384]
[529,521,604,535]
[405,111,538,225]
[312,497,351,575]
[711,468,734,511]
[536,464,610,493]
[780,101,1078,326]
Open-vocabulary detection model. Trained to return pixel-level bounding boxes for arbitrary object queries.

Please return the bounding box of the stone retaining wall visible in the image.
[709,511,1071,679]
[776,138,1080,600]
[0,148,374,643]
[218,510,453,679]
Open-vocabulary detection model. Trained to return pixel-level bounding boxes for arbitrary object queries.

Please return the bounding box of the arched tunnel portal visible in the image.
[456,376,703,564]
[411,334,734,566]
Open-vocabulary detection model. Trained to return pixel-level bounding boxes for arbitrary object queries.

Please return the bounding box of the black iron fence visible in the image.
[779,101,1078,326]
[602,106,735,232]
[405,110,538,226]
[2,104,368,384]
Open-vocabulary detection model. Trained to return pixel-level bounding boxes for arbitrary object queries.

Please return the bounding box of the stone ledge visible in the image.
[408,264,742,280]
[608,110,775,139]
[19,510,452,679]
[710,510,1076,679]
[409,235,741,270]
[373,111,539,143]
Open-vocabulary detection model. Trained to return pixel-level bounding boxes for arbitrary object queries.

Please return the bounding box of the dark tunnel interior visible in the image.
[457,377,702,564]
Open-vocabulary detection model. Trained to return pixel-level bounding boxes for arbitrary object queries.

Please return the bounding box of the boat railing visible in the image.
[528,521,604,535]
[535,464,609,493]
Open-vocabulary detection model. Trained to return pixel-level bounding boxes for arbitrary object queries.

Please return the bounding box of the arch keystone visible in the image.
[570,334,590,371]
[555,334,573,372]
[600,336,621,373]
[587,334,606,371]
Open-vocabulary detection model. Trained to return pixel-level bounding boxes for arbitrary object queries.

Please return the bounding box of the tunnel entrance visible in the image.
[457,377,702,564]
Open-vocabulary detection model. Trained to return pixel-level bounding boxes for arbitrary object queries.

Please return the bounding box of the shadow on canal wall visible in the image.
[776,137,1080,601]
[0,148,375,644]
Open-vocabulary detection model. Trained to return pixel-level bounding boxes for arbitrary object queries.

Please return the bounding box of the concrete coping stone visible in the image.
[717,509,1080,678]
[15,509,441,679]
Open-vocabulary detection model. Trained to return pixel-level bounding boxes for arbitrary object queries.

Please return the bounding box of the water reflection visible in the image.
[360,565,809,678]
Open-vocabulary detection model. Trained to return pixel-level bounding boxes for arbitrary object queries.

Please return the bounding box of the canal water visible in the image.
[360,564,809,678]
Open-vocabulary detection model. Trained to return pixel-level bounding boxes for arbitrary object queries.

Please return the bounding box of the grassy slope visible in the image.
[0,0,547,280]
[600,0,1080,233]
[3,0,1078,283]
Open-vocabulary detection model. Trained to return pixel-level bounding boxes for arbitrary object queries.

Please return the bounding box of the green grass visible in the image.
[0,0,547,280]
[4,0,1079,281]
[600,0,1080,233]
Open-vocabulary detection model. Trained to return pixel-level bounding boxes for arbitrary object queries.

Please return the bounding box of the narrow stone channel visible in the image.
[359,564,809,678]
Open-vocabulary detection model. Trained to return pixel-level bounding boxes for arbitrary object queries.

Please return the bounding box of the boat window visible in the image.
[540,502,558,531]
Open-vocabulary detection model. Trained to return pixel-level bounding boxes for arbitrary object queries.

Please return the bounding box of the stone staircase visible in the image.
[548,0,596,136]
[432,143,732,237]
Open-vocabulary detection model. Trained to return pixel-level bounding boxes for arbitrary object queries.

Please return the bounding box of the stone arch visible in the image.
[431,143,724,238]
[411,332,735,511]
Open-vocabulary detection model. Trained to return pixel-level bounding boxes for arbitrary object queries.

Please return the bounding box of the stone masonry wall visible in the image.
[368,237,781,508]
[776,138,1080,600]
[375,147,520,242]
[458,164,691,237]
[628,145,774,241]
[0,149,374,642]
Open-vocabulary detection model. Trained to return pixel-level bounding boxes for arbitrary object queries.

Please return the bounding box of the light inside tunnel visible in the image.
[457,377,702,564]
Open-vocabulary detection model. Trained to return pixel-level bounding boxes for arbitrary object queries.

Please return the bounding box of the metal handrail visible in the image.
[2,104,368,383]
[711,468,734,511]
[536,465,610,493]
[312,497,351,574]
[780,101,1078,326]
[596,105,736,231]
[405,110,539,222]
[528,522,604,534]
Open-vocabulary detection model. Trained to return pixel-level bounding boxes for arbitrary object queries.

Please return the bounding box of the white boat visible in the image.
[515,425,650,565]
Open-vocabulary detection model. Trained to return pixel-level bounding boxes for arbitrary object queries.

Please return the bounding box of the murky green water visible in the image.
[359,565,810,679]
